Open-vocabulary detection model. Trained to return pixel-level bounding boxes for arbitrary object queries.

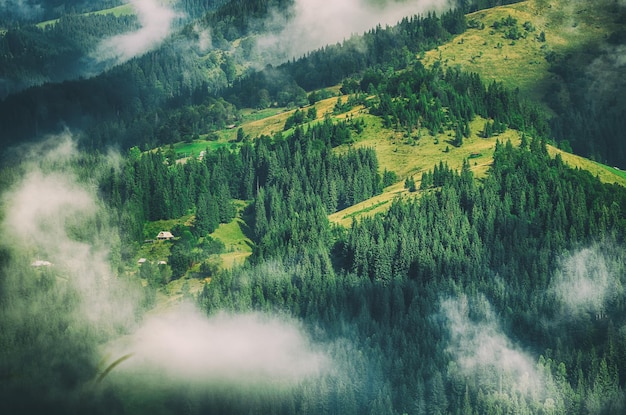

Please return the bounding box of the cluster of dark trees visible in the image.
[0,13,139,98]
[191,138,626,414]
[202,0,294,42]
[0,0,123,25]
[546,6,626,168]
[364,63,548,141]
[225,8,467,109]
[99,116,380,271]
[0,0,529,160]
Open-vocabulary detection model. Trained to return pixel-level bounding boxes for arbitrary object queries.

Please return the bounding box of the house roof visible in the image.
[157,231,174,239]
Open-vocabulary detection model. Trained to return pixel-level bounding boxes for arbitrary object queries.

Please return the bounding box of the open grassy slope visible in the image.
[156,0,626,259]
[182,93,626,227]
[210,200,253,269]
[420,0,623,112]
[170,85,626,228]
[36,4,135,29]
[330,130,626,226]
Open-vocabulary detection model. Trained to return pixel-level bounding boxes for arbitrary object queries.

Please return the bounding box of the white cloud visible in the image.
[255,0,453,64]
[441,294,550,400]
[1,131,138,333]
[0,131,332,402]
[0,0,43,20]
[550,246,624,317]
[91,0,181,68]
[104,305,331,386]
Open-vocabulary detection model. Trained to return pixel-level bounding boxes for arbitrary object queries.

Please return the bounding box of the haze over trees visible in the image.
[1,0,626,414]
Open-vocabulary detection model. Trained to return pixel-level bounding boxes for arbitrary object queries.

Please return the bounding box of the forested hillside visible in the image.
[0,0,505,155]
[1,0,626,414]
[3,125,625,414]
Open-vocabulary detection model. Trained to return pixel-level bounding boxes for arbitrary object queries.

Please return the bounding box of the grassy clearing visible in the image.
[92,4,135,17]
[331,110,626,226]
[343,115,516,181]
[420,0,620,111]
[330,132,626,227]
[210,200,253,269]
[330,116,518,225]
[211,218,253,269]
[329,182,408,227]
[210,93,346,144]
[241,107,285,123]
[36,4,135,29]
[343,200,390,219]
[547,146,626,188]
[599,165,626,182]
[173,139,233,159]
[421,2,552,107]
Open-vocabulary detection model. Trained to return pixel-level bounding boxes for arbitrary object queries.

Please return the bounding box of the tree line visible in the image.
[195,138,626,414]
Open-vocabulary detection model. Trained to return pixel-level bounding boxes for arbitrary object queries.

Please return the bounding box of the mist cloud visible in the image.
[0,132,334,411]
[586,44,626,109]
[441,294,550,401]
[91,0,181,69]
[254,0,454,64]
[550,246,624,317]
[1,133,138,332]
[104,305,330,386]
[0,132,142,412]
[0,0,43,20]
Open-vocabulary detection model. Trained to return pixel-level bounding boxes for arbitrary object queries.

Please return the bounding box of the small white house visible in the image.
[138,258,147,265]
[156,231,174,241]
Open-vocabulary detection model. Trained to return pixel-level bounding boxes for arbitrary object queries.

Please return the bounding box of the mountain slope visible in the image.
[420,0,626,166]
[421,0,621,109]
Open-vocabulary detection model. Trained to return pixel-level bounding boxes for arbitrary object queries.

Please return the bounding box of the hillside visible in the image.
[420,0,626,166]
[421,0,620,110]
[169,86,626,230]
[3,1,626,414]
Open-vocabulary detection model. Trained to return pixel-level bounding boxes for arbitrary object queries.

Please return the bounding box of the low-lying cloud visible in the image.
[550,246,624,318]
[0,132,333,411]
[255,0,454,64]
[1,133,138,333]
[91,0,181,69]
[0,0,43,21]
[441,294,548,400]
[104,305,330,386]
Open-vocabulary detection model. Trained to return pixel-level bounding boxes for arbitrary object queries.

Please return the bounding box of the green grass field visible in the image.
[173,139,234,160]
[211,216,253,269]
[420,0,619,112]
[152,0,626,259]
[600,165,626,181]
[36,4,135,29]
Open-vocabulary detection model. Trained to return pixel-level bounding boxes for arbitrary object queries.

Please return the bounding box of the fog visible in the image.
[0,133,334,412]
[586,43,626,109]
[104,305,330,386]
[1,133,138,334]
[441,294,551,401]
[254,0,454,64]
[550,245,624,317]
[0,0,43,20]
[90,0,181,69]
